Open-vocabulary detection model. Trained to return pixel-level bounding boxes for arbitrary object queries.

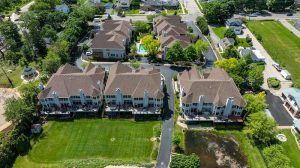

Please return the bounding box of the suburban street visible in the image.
[266,91,293,126]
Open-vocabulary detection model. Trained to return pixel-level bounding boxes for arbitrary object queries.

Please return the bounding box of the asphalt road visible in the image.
[187,21,218,68]
[266,91,293,126]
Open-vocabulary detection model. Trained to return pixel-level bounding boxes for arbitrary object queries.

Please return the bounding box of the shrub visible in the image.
[173,74,178,81]
[170,153,200,168]
[224,28,236,39]
[256,34,262,42]
[196,16,209,35]
[267,77,280,89]
[262,145,292,168]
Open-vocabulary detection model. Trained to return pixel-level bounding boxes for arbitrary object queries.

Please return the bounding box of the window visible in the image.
[149,98,153,101]
[193,103,197,106]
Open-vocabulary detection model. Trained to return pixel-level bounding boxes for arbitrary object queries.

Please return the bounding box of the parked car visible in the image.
[272,63,282,71]
[139,11,145,14]
[248,13,257,17]
[86,51,93,56]
[287,12,293,16]
[155,9,161,13]
[239,12,246,16]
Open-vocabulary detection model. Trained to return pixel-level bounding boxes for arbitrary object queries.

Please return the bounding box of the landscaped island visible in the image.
[14,119,161,168]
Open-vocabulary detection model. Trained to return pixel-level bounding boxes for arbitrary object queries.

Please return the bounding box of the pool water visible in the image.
[137,43,148,55]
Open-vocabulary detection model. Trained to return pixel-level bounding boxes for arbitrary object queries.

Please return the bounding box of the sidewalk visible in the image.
[279,20,300,38]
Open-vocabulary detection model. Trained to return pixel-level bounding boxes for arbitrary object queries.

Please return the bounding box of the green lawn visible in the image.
[212,26,227,39]
[0,65,23,88]
[14,119,160,168]
[280,129,300,168]
[247,20,300,87]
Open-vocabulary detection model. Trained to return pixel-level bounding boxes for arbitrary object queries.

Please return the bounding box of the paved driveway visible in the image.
[266,90,293,126]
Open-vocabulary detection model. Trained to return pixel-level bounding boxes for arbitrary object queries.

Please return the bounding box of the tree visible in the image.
[166,41,185,62]
[133,21,151,33]
[42,54,61,75]
[196,16,209,35]
[222,45,239,59]
[15,133,30,155]
[0,21,22,51]
[4,98,34,125]
[203,0,235,23]
[18,82,40,107]
[141,35,160,57]
[41,25,58,43]
[267,0,294,11]
[263,145,292,168]
[129,59,140,70]
[184,45,197,61]
[214,58,240,72]
[243,92,267,118]
[48,40,70,64]
[244,112,277,145]
[170,153,200,168]
[147,14,159,22]
[194,39,208,62]
[247,64,264,90]
[224,28,236,39]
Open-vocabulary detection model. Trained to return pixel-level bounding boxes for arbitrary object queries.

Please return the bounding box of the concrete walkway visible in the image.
[279,19,300,39]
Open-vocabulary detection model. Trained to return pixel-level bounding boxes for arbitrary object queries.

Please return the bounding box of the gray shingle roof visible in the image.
[38,64,106,99]
[104,62,164,98]
[179,68,245,107]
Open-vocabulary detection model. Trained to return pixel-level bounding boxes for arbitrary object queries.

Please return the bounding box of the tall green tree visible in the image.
[141,35,160,57]
[0,21,22,51]
[196,16,209,35]
[194,39,208,62]
[244,112,277,146]
[184,45,197,61]
[243,92,267,118]
[133,21,151,33]
[166,41,185,62]
[222,45,239,59]
[263,145,292,168]
[203,0,235,23]
[267,0,294,11]
[247,64,264,91]
[4,98,34,125]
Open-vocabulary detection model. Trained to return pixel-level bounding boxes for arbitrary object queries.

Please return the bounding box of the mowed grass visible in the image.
[212,26,227,38]
[280,129,300,168]
[0,65,22,88]
[247,20,300,86]
[14,119,160,167]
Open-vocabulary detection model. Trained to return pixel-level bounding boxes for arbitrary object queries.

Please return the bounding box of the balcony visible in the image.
[41,105,100,115]
[105,105,161,115]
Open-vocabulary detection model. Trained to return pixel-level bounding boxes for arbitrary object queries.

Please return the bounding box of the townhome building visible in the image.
[282,88,300,118]
[104,62,164,116]
[153,16,191,59]
[38,63,106,115]
[90,20,132,59]
[177,67,246,123]
[140,0,179,11]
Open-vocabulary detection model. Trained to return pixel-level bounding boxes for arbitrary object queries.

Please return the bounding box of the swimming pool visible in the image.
[137,42,148,55]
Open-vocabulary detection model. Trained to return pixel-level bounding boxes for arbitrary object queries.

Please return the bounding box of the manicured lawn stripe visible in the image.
[14,119,160,167]
[247,20,300,87]
[281,129,300,168]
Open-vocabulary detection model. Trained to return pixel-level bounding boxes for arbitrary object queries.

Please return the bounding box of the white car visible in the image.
[86,51,93,56]
[272,62,282,72]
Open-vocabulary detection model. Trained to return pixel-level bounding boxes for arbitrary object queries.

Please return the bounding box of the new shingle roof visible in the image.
[91,20,131,50]
[104,62,164,98]
[38,64,106,99]
[179,68,245,107]
[154,16,191,49]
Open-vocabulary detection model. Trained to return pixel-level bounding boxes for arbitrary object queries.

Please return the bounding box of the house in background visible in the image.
[140,0,179,11]
[177,68,245,123]
[238,47,265,62]
[55,4,70,13]
[116,0,130,9]
[90,0,102,6]
[104,62,164,116]
[90,20,132,59]
[282,88,300,118]
[153,15,191,59]
[225,18,243,35]
[38,63,106,115]
[218,37,235,53]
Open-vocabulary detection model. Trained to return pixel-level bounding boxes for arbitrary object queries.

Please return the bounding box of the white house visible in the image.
[55,4,70,13]
[238,47,265,62]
